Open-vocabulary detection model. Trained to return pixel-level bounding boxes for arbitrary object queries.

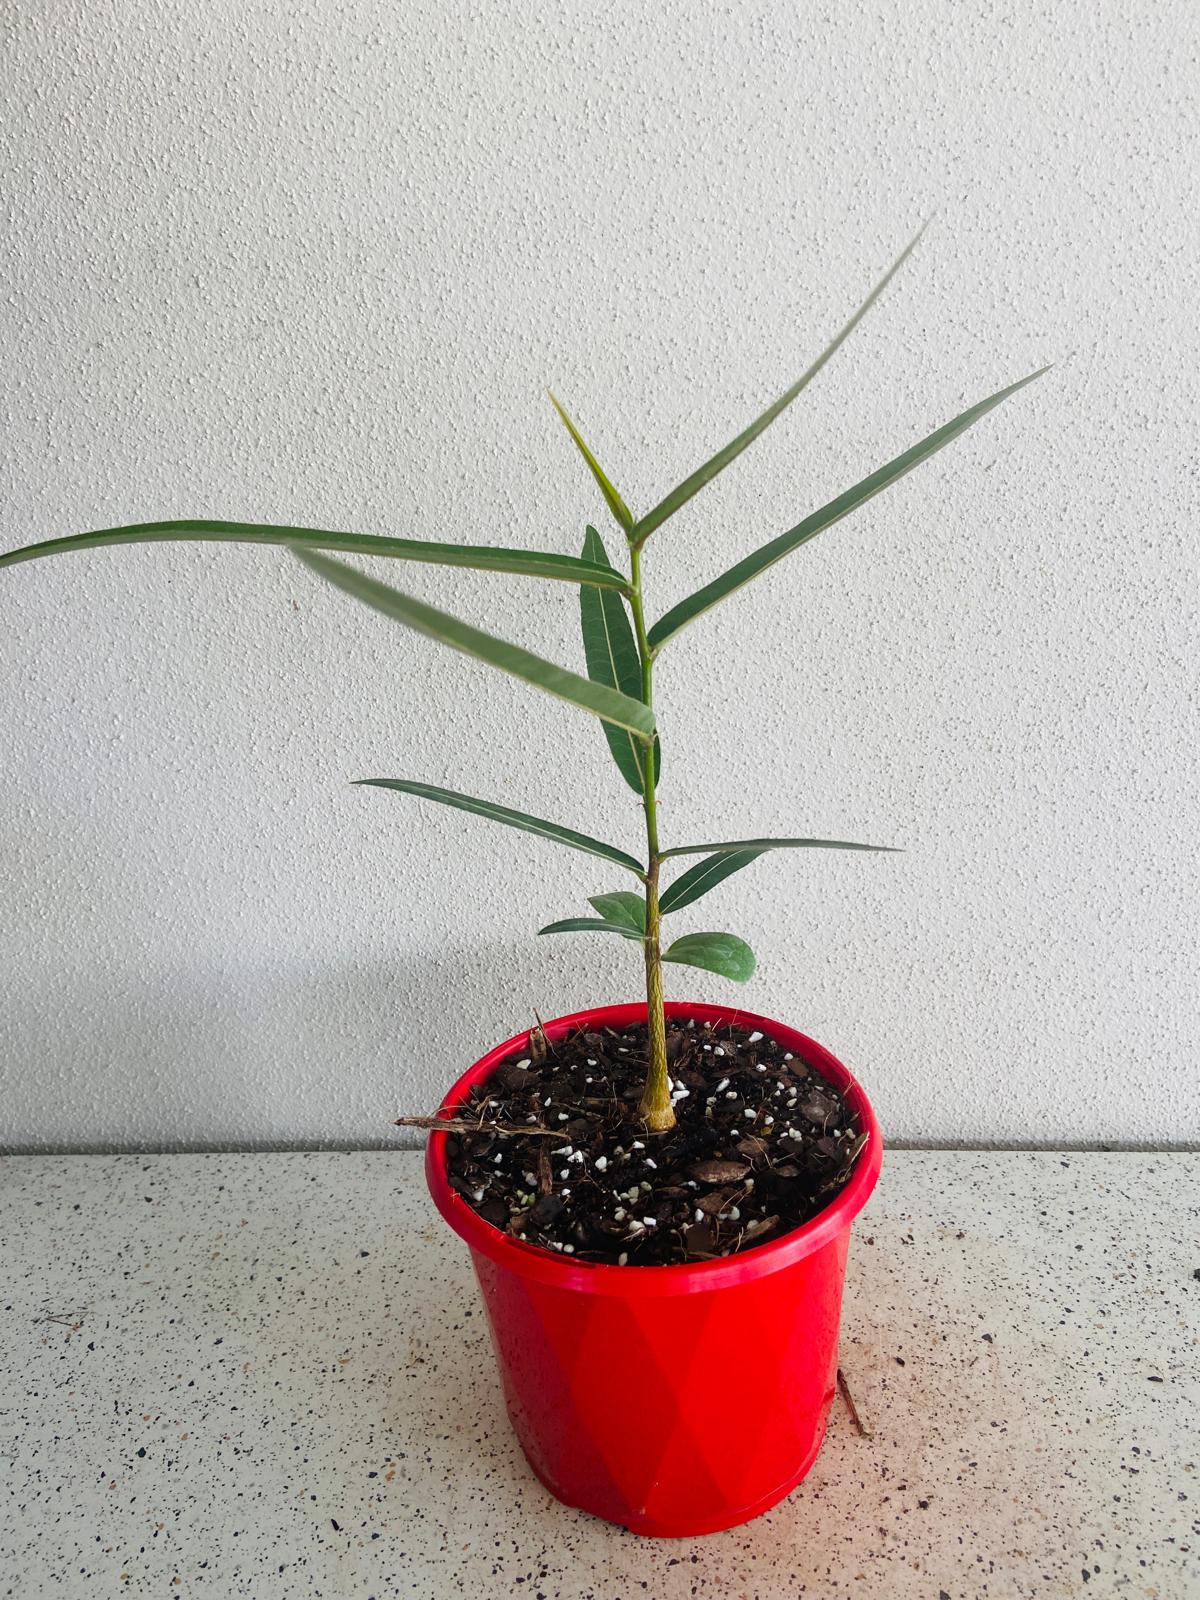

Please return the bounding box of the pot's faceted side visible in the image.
[472,1224,849,1534]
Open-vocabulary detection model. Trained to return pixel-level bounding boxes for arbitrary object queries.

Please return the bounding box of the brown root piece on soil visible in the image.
[391,1114,560,1137]
[837,1367,872,1439]
[529,1013,552,1064]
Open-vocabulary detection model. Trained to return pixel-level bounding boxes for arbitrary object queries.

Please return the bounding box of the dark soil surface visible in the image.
[434,1017,866,1267]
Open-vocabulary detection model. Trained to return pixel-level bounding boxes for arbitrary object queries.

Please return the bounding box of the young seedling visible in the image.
[0,227,1045,1136]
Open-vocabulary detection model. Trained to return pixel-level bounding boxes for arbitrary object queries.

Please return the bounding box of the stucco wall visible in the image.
[2,1,1196,1150]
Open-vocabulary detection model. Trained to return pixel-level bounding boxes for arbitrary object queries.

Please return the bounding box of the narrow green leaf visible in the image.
[0,519,630,591]
[295,549,656,742]
[588,891,647,932]
[648,367,1050,651]
[355,779,644,875]
[659,848,763,915]
[663,931,757,983]
[660,836,899,859]
[579,527,659,794]
[539,917,643,941]
[631,224,930,547]
[548,392,635,535]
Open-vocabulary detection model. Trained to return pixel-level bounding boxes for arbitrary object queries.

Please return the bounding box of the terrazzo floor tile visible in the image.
[0,1151,1195,1599]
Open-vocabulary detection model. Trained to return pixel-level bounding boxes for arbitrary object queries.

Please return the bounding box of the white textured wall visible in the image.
[2,2,1196,1153]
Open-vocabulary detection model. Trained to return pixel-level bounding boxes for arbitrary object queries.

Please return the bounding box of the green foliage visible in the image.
[629,222,930,549]
[0,518,630,590]
[294,549,655,741]
[0,223,1045,1132]
[663,931,757,983]
[547,392,634,536]
[659,849,764,915]
[660,836,899,859]
[539,917,642,940]
[588,891,647,931]
[647,367,1048,651]
[355,780,643,874]
[579,527,659,794]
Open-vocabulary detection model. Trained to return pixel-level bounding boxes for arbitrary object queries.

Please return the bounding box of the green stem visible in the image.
[629,544,674,1132]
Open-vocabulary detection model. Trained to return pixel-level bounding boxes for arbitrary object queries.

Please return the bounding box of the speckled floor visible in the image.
[0,1151,1195,1599]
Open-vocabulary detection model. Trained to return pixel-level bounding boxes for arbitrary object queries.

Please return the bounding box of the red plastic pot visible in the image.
[426,1000,882,1537]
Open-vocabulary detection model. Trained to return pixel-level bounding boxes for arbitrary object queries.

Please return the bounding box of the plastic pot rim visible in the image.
[425,999,882,1298]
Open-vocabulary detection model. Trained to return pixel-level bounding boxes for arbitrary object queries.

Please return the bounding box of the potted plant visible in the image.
[1,227,1044,1536]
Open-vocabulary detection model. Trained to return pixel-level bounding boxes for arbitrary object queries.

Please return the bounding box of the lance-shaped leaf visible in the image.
[548,392,634,536]
[295,549,656,742]
[631,223,929,548]
[579,527,659,794]
[660,836,899,859]
[659,848,764,915]
[539,917,643,940]
[588,891,647,931]
[0,518,630,591]
[355,779,644,875]
[648,367,1050,652]
[663,931,756,982]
